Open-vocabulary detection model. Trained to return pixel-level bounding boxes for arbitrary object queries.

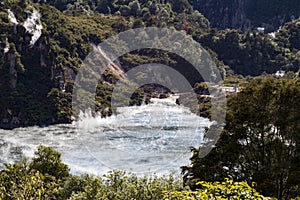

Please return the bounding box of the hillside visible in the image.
[0,0,300,128]
[0,0,212,128]
[190,0,300,32]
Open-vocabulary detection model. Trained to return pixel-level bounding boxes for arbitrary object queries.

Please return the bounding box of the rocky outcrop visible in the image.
[7,48,17,90]
[190,0,299,32]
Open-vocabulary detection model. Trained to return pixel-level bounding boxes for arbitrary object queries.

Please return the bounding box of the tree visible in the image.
[169,0,192,13]
[277,20,300,51]
[182,78,300,199]
[0,159,59,199]
[96,0,115,14]
[30,145,70,179]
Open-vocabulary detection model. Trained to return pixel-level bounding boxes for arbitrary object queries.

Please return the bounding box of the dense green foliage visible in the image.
[30,145,70,179]
[198,27,300,76]
[0,0,213,128]
[164,178,272,200]
[1,0,300,128]
[182,78,300,200]
[0,146,273,200]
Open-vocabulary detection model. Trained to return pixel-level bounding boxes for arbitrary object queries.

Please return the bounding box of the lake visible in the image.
[0,96,211,176]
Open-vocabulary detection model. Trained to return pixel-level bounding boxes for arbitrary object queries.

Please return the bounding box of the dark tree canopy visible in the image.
[30,145,70,179]
[182,78,300,200]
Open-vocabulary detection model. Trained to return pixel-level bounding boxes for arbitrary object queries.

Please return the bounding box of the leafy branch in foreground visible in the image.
[164,178,273,200]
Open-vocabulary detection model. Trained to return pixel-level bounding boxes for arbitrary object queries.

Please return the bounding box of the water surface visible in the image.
[0,97,211,175]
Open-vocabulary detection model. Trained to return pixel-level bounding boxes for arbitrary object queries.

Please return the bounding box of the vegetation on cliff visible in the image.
[1,0,300,128]
[0,0,213,128]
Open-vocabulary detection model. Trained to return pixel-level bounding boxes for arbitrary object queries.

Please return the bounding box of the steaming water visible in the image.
[0,97,211,175]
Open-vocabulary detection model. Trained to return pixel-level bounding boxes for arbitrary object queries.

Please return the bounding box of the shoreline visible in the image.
[0,94,184,130]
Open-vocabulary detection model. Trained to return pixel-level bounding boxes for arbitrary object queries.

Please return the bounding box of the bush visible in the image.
[163,179,273,200]
[30,145,70,179]
[69,171,183,200]
[0,159,59,199]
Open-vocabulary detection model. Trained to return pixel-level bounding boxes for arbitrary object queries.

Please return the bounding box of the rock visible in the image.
[191,0,299,32]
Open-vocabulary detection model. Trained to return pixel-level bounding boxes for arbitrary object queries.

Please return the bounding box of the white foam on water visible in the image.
[0,97,212,176]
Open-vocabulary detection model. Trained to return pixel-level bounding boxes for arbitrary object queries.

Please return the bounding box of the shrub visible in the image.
[30,145,70,179]
[163,179,273,200]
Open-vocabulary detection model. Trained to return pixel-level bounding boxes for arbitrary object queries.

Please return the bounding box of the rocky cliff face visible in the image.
[0,0,212,129]
[190,0,300,32]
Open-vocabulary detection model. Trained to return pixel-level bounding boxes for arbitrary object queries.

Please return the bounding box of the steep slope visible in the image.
[190,0,300,32]
[0,2,121,128]
[0,0,212,128]
[1,0,300,129]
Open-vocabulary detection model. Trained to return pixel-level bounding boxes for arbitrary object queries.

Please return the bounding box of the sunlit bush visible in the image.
[163,178,273,200]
